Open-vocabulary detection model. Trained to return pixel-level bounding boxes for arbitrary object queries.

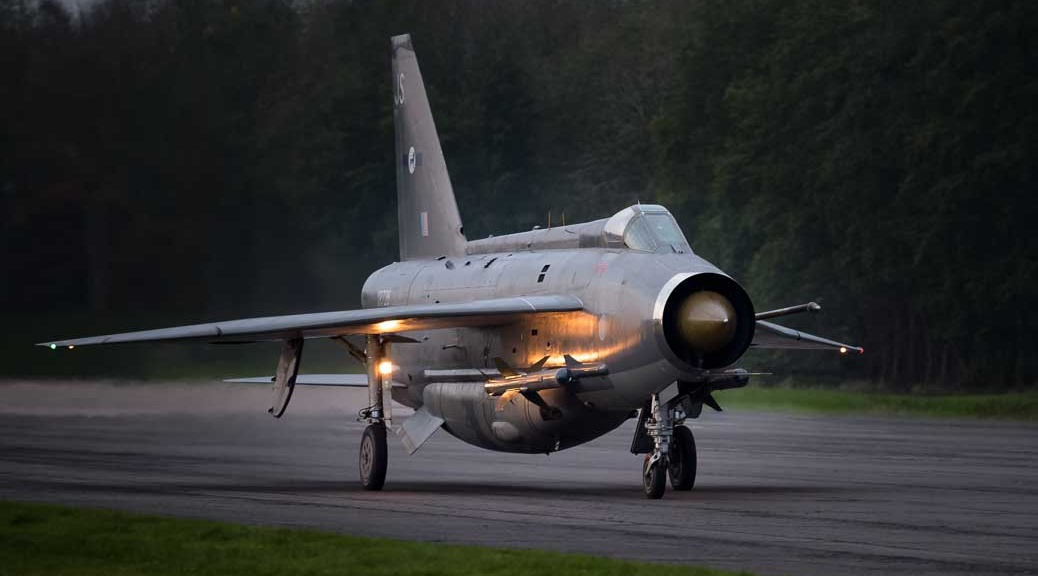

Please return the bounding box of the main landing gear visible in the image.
[638,384,699,499]
[357,335,392,491]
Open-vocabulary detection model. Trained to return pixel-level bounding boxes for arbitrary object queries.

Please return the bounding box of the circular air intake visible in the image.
[658,273,755,370]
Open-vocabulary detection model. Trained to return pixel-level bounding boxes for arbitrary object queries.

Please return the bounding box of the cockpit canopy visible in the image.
[603,205,692,254]
[464,203,693,255]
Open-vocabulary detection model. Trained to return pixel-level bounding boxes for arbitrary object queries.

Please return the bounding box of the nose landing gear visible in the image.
[638,383,698,499]
[642,391,673,499]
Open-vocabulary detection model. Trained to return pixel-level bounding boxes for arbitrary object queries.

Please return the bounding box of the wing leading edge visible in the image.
[38,295,585,348]
[224,374,369,386]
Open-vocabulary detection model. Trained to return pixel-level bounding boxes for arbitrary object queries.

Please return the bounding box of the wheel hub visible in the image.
[360,439,373,477]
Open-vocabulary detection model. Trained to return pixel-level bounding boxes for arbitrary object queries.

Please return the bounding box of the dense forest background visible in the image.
[1,0,1035,390]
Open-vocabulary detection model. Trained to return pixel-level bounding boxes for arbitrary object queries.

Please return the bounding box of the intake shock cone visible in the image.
[676,291,737,354]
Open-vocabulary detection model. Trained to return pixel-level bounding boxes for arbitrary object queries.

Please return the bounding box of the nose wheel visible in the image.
[668,425,697,491]
[643,454,667,499]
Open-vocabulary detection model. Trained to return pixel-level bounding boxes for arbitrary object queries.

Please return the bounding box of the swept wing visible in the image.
[752,319,863,353]
[38,295,584,348]
[225,374,369,386]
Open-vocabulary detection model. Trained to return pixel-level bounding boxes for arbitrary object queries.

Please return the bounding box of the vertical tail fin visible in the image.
[391,34,466,261]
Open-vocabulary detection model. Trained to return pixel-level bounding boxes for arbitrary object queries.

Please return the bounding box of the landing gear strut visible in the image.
[640,384,698,499]
[357,335,392,491]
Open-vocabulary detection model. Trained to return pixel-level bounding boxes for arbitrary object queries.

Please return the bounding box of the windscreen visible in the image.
[623,213,691,253]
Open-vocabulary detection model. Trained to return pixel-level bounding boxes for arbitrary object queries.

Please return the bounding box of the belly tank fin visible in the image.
[397,406,445,454]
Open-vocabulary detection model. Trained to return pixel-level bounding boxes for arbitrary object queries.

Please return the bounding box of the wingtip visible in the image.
[224,377,276,384]
[38,340,85,350]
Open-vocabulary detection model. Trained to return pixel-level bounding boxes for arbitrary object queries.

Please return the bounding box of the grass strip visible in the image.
[0,500,750,576]
[719,386,1038,420]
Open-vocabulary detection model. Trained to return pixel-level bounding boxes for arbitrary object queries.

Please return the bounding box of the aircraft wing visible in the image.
[751,320,863,353]
[38,295,584,348]
[224,374,369,386]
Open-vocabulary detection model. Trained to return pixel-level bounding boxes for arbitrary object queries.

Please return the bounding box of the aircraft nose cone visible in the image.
[676,291,737,354]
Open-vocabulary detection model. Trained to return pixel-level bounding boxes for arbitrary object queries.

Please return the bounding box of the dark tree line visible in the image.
[1,0,1035,389]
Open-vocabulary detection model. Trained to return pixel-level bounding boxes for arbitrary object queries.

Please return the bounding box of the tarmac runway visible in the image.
[1,380,1036,576]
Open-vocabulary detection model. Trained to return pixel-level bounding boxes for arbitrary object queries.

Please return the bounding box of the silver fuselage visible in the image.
[361,245,738,454]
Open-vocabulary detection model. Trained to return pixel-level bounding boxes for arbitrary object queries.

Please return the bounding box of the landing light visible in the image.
[375,320,401,332]
[839,347,848,354]
[49,343,57,350]
[68,345,75,350]
[378,361,394,376]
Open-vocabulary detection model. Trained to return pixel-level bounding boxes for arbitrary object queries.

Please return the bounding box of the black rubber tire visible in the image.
[359,423,388,491]
[643,455,667,499]
[668,425,697,491]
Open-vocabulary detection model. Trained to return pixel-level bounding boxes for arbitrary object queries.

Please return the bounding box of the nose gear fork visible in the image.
[644,392,674,469]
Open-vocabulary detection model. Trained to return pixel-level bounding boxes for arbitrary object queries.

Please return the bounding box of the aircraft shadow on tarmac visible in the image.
[102,479,853,500]
[375,482,851,499]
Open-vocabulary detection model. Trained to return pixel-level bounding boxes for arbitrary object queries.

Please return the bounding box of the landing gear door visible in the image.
[270,338,303,418]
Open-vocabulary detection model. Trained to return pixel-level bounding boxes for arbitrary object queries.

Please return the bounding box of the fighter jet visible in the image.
[40,34,861,498]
